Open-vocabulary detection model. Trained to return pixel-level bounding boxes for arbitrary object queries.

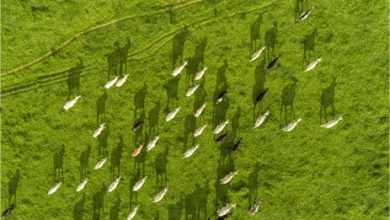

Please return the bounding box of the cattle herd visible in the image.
[2,2,343,220]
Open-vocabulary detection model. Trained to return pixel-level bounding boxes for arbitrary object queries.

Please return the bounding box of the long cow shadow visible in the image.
[53,145,65,183]
[155,147,169,191]
[92,184,106,220]
[252,58,268,121]
[250,13,263,53]
[215,155,235,213]
[67,58,84,99]
[97,124,110,157]
[109,196,121,220]
[168,198,184,220]
[164,76,180,112]
[8,169,20,205]
[212,60,229,127]
[133,83,148,121]
[172,27,189,70]
[186,37,208,88]
[248,162,260,208]
[148,101,161,136]
[302,27,318,65]
[183,114,196,150]
[133,136,147,177]
[280,76,298,125]
[294,0,309,22]
[320,77,337,122]
[264,21,278,62]
[73,194,86,220]
[193,82,208,124]
[96,91,108,125]
[79,145,91,181]
[110,136,124,181]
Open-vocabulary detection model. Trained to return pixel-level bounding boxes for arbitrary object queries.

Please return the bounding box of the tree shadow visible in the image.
[148,101,161,136]
[320,76,337,122]
[79,145,91,181]
[264,21,278,61]
[133,136,147,177]
[164,76,180,112]
[212,60,229,127]
[8,169,20,205]
[280,76,298,125]
[183,114,196,150]
[168,198,184,220]
[67,58,84,99]
[248,162,260,208]
[155,147,169,191]
[96,91,108,125]
[302,27,318,64]
[53,145,65,183]
[97,124,109,157]
[109,196,121,220]
[92,184,106,220]
[133,83,148,121]
[110,136,124,181]
[250,13,263,53]
[252,58,267,120]
[172,26,189,69]
[73,194,86,220]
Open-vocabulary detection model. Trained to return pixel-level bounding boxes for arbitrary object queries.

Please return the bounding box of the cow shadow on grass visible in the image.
[129,172,141,208]
[96,91,108,125]
[109,196,121,220]
[67,58,84,99]
[252,58,268,121]
[212,60,229,127]
[133,137,147,177]
[8,169,20,205]
[320,76,337,123]
[79,145,91,181]
[172,26,189,70]
[193,82,208,124]
[164,76,181,112]
[53,145,65,183]
[73,194,86,220]
[133,83,148,121]
[168,198,184,220]
[294,0,310,22]
[250,13,263,53]
[110,136,124,181]
[280,76,298,125]
[97,124,109,158]
[92,184,106,220]
[248,162,260,209]
[185,37,208,88]
[155,147,169,191]
[183,114,196,150]
[264,21,278,62]
[302,27,318,65]
[215,155,235,213]
[231,106,241,138]
[148,101,161,136]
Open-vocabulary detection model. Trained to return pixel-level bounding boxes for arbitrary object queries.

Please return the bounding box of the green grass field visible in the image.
[1,0,389,219]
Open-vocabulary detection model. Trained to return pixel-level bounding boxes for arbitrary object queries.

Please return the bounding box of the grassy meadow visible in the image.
[1,0,389,219]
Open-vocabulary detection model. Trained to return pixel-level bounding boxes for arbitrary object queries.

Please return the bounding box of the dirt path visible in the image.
[1,0,204,77]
